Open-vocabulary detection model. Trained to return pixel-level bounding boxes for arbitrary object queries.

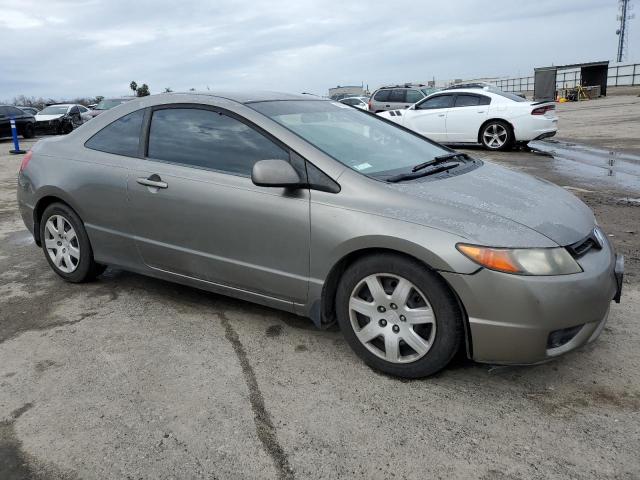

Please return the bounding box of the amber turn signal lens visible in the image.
[456,244,521,274]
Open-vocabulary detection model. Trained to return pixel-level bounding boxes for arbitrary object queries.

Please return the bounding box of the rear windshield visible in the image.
[486,87,527,102]
[250,100,450,177]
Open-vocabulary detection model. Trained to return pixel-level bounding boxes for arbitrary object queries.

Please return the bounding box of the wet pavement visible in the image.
[529,140,640,193]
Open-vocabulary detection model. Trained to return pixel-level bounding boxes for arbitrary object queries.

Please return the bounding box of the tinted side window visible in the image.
[454,95,481,107]
[478,95,491,105]
[70,106,80,114]
[373,90,390,102]
[85,109,144,157]
[147,108,289,176]
[405,89,423,103]
[416,95,453,110]
[7,107,24,116]
[341,99,356,106]
[388,89,406,102]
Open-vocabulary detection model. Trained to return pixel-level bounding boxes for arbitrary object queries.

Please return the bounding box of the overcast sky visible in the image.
[0,0,635,100]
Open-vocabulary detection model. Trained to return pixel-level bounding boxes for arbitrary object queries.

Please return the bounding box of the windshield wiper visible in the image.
[411,152,469,172]
[386,162,460,183]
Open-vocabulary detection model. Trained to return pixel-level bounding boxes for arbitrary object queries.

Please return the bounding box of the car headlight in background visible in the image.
[456,244,582,275]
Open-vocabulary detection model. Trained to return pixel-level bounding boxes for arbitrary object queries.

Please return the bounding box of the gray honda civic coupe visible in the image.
[16,92,623,378]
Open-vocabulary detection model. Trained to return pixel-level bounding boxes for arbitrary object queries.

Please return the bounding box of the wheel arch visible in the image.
[32,190,83,246]
[317,247,473,359]
[477,117,515,144]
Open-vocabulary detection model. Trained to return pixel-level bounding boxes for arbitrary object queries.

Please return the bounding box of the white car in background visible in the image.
[35,104,92,135]
[378,85,558,150]
[339,96,370,110]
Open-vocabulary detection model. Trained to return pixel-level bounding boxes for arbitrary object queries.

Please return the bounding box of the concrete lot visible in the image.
[1,97,639,479]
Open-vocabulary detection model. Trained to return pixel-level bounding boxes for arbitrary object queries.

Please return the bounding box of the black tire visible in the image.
[336,253,463,378]
[22,123,35,139]
[480,120,514,151]
[39,202,106,283]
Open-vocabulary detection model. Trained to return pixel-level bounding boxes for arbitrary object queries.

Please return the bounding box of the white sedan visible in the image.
[378,86,558,150]
[339,96,369,110]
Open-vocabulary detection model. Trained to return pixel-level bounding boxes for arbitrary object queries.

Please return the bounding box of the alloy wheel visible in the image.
[483,123,508,149]
[44,215,80,273]
[348,273,436,363]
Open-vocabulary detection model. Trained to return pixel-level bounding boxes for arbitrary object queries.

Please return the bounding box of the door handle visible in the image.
[438,114,445,117]
[137,176,168,189]
[477,110,485,113]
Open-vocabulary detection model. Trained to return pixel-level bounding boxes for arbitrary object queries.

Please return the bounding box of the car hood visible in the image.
[35,114,64,121]
[383,161,594,247]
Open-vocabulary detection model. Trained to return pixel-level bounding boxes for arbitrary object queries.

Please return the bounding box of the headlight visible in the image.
[456,244,582,275]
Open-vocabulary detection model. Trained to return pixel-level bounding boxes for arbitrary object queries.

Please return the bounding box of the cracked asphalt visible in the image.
[1,96,640,480]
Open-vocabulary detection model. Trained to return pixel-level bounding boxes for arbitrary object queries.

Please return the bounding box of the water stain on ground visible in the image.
[532,386,640,417]
[219,312,294,480]
[0,402,78,480]
[265,324,283,337]
[34,360,58,375]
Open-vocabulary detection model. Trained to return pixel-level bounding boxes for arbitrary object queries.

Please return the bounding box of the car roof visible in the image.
[375,85,428,90]
[182,91,318,104]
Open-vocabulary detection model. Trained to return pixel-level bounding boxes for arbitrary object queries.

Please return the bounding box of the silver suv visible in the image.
[369,85,438,112]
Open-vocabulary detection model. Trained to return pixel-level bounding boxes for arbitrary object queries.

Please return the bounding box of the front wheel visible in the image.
[40,203,106,282]
[480,121,513,151]
[336,254,463,378]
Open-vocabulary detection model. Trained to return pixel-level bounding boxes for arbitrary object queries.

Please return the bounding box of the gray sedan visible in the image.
[16,92,623,378]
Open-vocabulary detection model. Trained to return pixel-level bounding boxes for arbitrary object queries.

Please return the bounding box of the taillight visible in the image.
[532,105,555,115]
[19,150,33,173]
[368,99,372,111]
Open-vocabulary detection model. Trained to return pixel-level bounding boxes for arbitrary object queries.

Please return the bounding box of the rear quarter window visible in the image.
[85,109,145,157]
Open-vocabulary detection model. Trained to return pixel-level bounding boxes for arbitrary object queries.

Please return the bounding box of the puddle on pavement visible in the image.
[529,140,640,193]
[5,230,34,246]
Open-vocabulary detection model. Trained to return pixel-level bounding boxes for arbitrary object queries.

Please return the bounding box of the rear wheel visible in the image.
[336,254,463,378]
[480,120,513,151]
[40,203,106,282]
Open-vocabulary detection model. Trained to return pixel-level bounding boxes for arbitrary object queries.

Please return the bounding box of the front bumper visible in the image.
[441,243,621,365]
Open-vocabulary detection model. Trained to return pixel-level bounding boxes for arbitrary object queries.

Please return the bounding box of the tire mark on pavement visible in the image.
[220,312,294,480]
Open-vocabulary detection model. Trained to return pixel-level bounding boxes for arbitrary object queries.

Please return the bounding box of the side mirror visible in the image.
[251,159,304,188]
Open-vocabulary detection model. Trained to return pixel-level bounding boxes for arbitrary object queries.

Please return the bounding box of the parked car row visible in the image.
[0,97,135,139]
[334,82,558,151]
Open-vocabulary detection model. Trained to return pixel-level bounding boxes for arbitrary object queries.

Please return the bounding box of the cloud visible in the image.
[0,0,630,100]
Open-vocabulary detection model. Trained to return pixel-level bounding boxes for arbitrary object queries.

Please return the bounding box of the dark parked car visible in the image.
[0,105,36,139]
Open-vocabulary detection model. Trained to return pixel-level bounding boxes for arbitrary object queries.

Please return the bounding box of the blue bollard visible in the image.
[9,117,26,154]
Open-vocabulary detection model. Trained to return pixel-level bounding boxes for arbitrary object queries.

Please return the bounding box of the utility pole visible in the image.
[616,0,635,62]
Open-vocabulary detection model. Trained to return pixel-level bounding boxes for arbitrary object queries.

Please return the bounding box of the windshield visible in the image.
[39,106,68,115]
[250,100,449,177]
[95,99,128,110]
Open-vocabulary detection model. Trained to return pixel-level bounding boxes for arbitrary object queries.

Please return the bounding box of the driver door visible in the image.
[403,94,453,142]
[126,105,310,307]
